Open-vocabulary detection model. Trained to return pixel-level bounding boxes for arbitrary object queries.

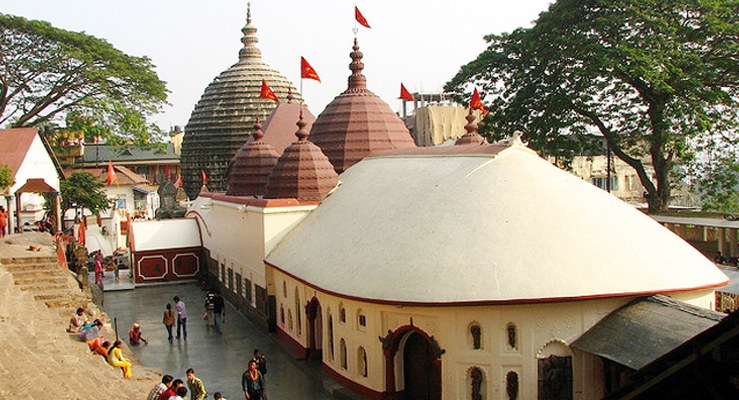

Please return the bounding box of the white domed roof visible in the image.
[265,141,728,304]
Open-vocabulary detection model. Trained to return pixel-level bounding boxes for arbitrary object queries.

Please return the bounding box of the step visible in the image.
[18,282,71,292]
[3,262,62,271]
[14,276,70,285]
[0,256,58,265]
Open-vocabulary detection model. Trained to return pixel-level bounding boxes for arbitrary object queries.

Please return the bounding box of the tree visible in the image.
[0,163,13,193]
[0,14,169,146]
[60,171,110,220]
[445,0,739,213]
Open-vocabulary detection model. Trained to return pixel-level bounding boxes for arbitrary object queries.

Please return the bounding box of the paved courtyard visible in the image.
[103,282,337,400]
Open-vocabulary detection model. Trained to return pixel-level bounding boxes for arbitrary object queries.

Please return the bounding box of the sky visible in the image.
[2,0,553,131]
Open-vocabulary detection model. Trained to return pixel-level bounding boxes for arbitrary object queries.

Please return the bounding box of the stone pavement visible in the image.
[103,283,346,400]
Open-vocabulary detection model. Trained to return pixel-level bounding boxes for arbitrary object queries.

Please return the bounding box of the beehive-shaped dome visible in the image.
[181,7,302,199]
[226,119,279,197]
[455,111,486,146]
[309,39,416,174]
[265,116,339,201]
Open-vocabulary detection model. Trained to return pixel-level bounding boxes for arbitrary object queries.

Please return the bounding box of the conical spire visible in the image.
[295,112,309,141]
[346,38,367,93]
[253,117,265,141]
[239,3,261,60]
[265,115,339,201]
[225,116,280,197]
[455,110,486,146]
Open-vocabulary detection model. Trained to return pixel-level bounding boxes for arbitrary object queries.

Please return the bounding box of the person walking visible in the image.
[212,291,225,334]
[204,290,215,328]
[242,360,266,400]
[174,296,187,340]
[186,368,207,400]
[0,205,7,238]
[163,303,176,342]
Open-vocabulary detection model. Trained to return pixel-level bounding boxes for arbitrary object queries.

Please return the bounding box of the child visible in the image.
[129,322,148,345]
[113,260,120,281]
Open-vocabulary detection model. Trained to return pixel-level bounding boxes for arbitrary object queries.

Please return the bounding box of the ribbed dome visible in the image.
[226,119,279,197]
[309,39,416,174]
[181,6,302,199]
[265,116,339,202]
[455,111,486,146]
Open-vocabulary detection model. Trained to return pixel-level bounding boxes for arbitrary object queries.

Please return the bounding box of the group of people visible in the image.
[146,369,215,400]
[145,351,267,400]
[162,296,188,341]
[67,307,133,378]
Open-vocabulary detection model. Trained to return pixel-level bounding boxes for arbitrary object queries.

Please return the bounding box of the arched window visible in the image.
[340,339,348,370]
[339,304,346,323]
[295,288,301,335]
[506,323,518,350]
[328,315,335,361]
[280,305,285,325]
[470,323,482,350]
[288,309,293,331]
[506,371,519,400]
[283,281,288,298]
[469,367,485,400]
[358,347,368,377]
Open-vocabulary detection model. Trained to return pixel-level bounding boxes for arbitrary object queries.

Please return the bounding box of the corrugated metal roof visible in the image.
[572,295,725,370]
[81,144,178,164]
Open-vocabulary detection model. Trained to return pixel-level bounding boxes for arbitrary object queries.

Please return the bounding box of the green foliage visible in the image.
[0,14,169,146]
[0,163,14,192]
[60,171,111,215]
[693,155,739,213]
[446,0,739,213]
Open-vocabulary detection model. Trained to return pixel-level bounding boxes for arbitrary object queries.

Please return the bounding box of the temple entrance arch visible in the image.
[306,297,323,360]
[380,324,443,400]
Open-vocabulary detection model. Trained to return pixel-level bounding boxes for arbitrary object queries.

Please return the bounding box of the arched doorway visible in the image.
[381,324,443,400]
[306,297,323,360]
[403,331,440,400]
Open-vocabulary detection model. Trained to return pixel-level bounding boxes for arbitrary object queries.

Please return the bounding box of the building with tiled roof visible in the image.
[0,128,62,231]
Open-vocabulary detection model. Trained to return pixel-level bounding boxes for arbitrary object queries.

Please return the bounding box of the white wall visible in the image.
[12,135,60,222]
[273,269,718,400]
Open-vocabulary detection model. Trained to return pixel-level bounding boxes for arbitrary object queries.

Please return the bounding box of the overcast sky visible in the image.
[3,0,553,130]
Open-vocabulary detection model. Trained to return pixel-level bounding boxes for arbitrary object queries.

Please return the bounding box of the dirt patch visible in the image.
[0,232,56,259]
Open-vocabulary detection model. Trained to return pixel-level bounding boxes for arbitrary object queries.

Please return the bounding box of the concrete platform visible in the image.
[102,283,346,400]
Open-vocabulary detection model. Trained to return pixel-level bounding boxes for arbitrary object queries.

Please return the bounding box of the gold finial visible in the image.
[247,2,251,24]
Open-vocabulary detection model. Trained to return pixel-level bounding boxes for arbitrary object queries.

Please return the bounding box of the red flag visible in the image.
[201,170,208,185]
[400,83,414,101]
[470,88,487,115]
[106,161,117,186]
[260,79,279,102]
[355,6,371,28]
[174,175,183,189]
[301,57,321,82]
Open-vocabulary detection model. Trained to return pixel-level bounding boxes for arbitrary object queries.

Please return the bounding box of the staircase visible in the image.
[0,255,88,315]
[0,254,160,399]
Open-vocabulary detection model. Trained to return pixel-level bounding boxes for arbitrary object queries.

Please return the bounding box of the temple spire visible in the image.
[240,2,261,60]
[346,38,367,93]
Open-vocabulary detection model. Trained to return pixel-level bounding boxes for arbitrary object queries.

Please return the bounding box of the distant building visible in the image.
[79,143,180,185]
[0,127,63,231]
